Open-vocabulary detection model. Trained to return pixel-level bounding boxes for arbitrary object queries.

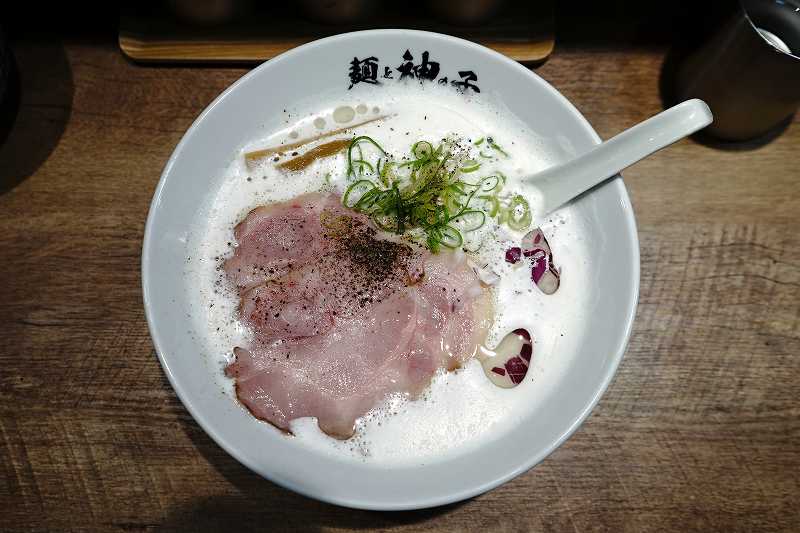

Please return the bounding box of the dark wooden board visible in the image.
[119,2,553,64]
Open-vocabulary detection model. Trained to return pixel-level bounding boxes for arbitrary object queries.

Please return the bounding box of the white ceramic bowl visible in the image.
[142,29,639,510]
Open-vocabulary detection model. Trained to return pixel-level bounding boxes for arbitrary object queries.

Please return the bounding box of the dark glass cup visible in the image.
[675,0,800,141]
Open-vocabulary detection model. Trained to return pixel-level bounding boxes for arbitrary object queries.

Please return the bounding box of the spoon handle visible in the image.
[527,99,713,216]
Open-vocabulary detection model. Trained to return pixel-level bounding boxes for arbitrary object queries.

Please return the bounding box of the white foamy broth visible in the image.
[185,83,592,465]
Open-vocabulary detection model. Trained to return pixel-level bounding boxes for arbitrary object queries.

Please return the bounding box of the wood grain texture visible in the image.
[118,34,555,64]
[0,41,798,532]
[117,1,553,64]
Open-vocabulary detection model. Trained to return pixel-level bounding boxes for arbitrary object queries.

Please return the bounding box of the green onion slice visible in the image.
[460,159,481,173]
[478,195,500,217]
[451,210,486,232]
[411,140,434,160]
[487,137,509,157]
[340,135,525,253]
[347,136,387,177]
[343,179,376,208]
[438,225,464,248]
[507,194,532,231]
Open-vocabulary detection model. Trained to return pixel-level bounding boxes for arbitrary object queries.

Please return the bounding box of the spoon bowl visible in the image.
[524,99,713,218]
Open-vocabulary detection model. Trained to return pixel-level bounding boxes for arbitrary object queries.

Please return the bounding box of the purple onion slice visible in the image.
[479,329,533,388]
[520,228,561,294]
[505,247,522,264]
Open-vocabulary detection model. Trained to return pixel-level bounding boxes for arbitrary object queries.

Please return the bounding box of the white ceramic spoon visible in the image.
[524,99,713,218]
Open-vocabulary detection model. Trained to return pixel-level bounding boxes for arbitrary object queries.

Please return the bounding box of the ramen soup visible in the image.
[185,84,592,464]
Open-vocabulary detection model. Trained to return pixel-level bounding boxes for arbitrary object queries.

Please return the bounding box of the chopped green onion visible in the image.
[494,171,507,193]
[438,225,463,248]
[487,137,509,157]
[411,140,434,160]
[443,185,466,214]
[347,136,386,178]
[461,175,498,192]
[352,159,374,174]
[474,137,485,146]
[354,187,381,210]
[479,194,500,217]
[507,194,532,231]
[379,160,394,186]
[461,159,481,173]
[452,210,486,232]
[479,175,500,192]
[343,179,376,208]
[341,135,522,252]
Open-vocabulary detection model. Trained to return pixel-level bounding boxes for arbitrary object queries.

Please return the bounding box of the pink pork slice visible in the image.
[224,192,490,438]
[224,192,347,292]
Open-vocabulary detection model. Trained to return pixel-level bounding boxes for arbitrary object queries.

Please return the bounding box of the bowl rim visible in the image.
[142,28,640,510]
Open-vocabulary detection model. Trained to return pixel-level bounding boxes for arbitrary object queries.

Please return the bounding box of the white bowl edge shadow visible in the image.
[142,29,640,511]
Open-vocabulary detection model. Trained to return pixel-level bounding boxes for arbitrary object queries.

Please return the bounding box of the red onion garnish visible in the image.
[505,228,560,294]
[504,356,528,384]
[505,247,522,264]
[526,249,548,283]
[513,327,531,341]
[479,329,533,388]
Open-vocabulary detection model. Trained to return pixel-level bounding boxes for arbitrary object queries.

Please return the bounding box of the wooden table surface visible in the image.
[1,40,798,532]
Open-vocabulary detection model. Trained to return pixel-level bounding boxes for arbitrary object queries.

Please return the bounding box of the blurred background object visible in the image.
[298,0,379,25]
[0,25,9,109]
[0,24,14,154]
[118,0,553,64]
[426,0,506,26]
[0,39,73,193]
[3,0,798,146]
[168,0,253,26]
[673,0,800,141]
